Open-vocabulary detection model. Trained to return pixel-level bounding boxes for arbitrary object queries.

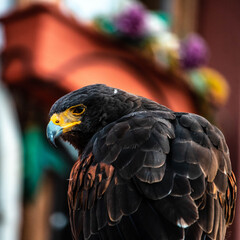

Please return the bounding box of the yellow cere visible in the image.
[50,104,86,132]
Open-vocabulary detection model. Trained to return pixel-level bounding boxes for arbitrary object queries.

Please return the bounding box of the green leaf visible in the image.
[188,70,208,95]
[95,17,117,34]
[154,11,171,27]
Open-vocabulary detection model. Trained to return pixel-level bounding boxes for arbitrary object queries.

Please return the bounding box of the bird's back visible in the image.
[68,109,237,240]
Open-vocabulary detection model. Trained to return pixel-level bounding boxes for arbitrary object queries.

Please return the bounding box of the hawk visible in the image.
[47,84,236,240]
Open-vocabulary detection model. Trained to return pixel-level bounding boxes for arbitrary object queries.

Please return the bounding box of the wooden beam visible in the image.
[172,0,199,37]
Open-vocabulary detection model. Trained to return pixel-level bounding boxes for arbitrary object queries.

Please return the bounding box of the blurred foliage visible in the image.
[23,125,71,201]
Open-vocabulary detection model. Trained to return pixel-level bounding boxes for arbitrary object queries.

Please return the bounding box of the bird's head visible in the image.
[47,84,140,151]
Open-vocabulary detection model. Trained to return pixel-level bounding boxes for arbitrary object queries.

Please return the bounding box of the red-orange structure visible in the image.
[1,3,197,114]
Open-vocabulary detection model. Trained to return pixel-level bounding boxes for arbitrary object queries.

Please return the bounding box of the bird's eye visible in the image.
[71,105,86,115]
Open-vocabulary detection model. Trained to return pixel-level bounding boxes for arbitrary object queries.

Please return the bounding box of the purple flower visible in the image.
[180,34,208,69]
[114,4,146,38]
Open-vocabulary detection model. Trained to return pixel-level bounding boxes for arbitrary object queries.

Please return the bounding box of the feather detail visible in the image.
[65,104,236,240]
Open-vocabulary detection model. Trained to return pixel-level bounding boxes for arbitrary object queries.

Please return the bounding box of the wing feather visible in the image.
[68,111,236,240]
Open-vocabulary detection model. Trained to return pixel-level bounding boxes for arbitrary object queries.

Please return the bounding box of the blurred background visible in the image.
[0,0,239,239]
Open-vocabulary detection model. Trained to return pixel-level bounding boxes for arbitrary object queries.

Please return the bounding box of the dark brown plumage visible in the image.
[47,84,237,240]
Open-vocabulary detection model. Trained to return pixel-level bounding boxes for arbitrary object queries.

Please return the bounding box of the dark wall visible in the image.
[198,1,240,239]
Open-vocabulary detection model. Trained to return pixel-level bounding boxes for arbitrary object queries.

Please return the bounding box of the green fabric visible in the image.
[23,126,71,200]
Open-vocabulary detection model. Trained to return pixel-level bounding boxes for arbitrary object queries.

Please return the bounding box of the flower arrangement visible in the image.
[93,2,229,115]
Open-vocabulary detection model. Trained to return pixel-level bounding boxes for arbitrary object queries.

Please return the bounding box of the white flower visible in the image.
[157,32,179,51]
[144,13,168,36]
[153,32,180,67]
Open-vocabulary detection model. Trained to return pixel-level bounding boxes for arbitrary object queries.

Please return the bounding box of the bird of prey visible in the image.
[47,84,236,240]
